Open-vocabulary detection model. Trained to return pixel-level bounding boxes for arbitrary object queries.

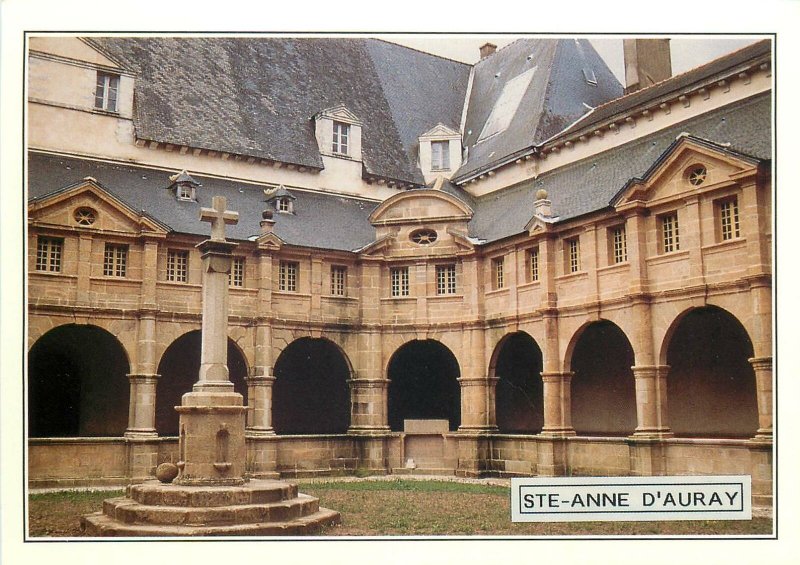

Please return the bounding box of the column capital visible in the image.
[631,365,670,377]
[457,376,499,387]
[348,378,390,389]
[127,373,160,384]
[246,375,276,385]
[541,371,573,382]
[748,356,772,370]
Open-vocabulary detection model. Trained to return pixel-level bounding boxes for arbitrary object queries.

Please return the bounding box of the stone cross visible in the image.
[200,195,239,241]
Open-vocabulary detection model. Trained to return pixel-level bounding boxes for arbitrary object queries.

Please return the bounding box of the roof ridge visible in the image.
[367,37,472,67]
[574,38,770,121]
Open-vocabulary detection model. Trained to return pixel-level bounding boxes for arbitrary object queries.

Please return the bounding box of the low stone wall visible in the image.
[274,435,359,478]
[567,437,632,476]
[489,435,539,476]
[28,438,130,488]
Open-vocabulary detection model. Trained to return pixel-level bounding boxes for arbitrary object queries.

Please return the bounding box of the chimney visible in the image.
[259,209,276,236]
[479,42,497,60]
[623,38,672,94]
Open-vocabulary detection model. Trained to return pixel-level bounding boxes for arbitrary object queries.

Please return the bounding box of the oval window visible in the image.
[687,165,707,186]
[74,207,97,226]
[410,229,438,245]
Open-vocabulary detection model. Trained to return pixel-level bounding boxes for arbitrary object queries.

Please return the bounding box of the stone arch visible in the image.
[28,324,131,437]
[272,337,352,435]
[155,330,249,436]
[490,331,544,433]
[568,320,637,435]
[387,339,461,432]
[662,305,758,437]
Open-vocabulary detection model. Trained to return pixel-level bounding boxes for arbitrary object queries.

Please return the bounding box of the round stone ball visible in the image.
[156,462,179,483]
[535,189,549,201]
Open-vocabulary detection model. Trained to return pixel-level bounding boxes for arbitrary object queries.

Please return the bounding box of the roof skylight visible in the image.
[478,66,537,142]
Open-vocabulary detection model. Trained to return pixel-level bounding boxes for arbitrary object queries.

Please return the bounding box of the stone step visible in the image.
[128,480,298,507]
[81,507,341,537]
[103,494,320,526]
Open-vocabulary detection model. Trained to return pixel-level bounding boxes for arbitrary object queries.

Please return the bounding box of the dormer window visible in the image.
[431,141,451,171]
[313,105,362,161]
[332,121,350,155]
[265,185,296,214]
[168,170,200,202]
[95,71,120,112]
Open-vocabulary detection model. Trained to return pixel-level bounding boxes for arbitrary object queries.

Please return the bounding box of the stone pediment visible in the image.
[29,37,123,70]
[419,123,461,139]
[28,178,168,236]
[313,104,362,125]
[613,135,761,211]
[369,189,473,227]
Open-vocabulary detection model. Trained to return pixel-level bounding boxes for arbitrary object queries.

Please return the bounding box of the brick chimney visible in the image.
[623,38,672,94]
[479,42,497,60]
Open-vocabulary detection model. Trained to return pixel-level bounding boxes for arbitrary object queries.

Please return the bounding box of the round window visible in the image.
[410,228,438,245]
[687,165,707,186]
[74,207,97,226]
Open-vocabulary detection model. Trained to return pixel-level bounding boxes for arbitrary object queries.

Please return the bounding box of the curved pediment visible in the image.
[369,189,473,227]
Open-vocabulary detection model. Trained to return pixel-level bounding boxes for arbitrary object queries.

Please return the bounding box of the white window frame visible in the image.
[167,249,189,282]
[567,237,581,273]
[230,257,245,287]
[95,71,120,112]
[332,121,350,155]
[661,213,680,253]
[431,140,451,171]
[103,243,128,277]
[528,247,539,282]
[36,237,63,272]
[390,266,410,297]
[719,198,741,241]
[279,260,298,292]
[331,265,347,296]
[436,264,457,295]
[492,257,505,289]
[611,225,627,264]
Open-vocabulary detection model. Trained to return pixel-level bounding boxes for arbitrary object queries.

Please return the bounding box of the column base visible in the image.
[631,428,673,440]
[124,429,159,439]
[245,427,276,438]
[539,428,576,437]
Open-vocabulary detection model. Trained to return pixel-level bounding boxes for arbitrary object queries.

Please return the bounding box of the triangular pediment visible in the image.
[255,231,284,250]
[314,104,361,125]
[613,136,761,210]
[29,37,123,70]
[28,179,168,235]
[356,233,397,256]
[369,189,473,226]
[420,123,460,139]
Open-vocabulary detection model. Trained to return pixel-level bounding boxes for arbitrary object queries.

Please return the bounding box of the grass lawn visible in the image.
[28,480,773,538]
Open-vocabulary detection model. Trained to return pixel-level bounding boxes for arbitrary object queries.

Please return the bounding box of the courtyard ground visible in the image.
[27,477,773,538]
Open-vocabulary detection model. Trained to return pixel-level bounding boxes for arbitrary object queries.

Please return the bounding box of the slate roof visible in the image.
[27,153,378,252]
[467,94,771,243]
[455,38,623,182]
[555,39,772,141]
[88,37,472,187]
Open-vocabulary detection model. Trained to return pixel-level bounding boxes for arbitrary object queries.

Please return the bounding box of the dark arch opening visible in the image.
[272,337,351,434]
[570,320,637,435]
[666,306,758,437]
[156,331,248,436]
[388,339,461,432]
[28,324,130,437]
[494,332,544,433]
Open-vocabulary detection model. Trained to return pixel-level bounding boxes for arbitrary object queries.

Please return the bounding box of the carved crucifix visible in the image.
[200,195,239,241]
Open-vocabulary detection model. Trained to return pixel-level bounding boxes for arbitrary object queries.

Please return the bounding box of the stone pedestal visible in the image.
[174,391,247,486]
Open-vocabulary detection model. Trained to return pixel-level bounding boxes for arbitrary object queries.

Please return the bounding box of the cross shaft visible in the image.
[200,195,239,241]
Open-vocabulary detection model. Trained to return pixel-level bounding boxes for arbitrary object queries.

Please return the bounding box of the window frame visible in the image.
[332,121,350,155]
[229,256,245,287]
[94,71,120,112]
[35,236,63,273]
[390,266,410,297]
[435,264,457,295]
[717,197,741,242]
[492,256,505,290]
[609,225,628,264]
[103,243,128,277]
[279,260,298,292]
[431,140,451,171]
[566,237,581,273]
[660,212,680,253]
[166,249,189,283]
[331,265,347,296]
[527,247,540,282]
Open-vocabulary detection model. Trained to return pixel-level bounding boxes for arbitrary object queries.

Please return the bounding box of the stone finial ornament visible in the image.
[155,462,179,483]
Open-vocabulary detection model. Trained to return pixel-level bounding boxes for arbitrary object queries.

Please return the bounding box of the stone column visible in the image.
[457,377,498,432]
[125,311,160,439]
[540,371,575,435]
[749,356,773,440]
[349,378,390,432]
[631,365,672,437]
